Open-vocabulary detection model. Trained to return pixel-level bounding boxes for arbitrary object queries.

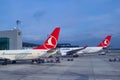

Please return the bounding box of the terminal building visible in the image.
[0,28,22,50]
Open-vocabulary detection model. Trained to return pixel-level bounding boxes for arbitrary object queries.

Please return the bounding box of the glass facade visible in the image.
[0,38,9,50]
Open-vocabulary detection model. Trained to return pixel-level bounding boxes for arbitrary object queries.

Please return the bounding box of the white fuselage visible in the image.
[59,47,103,56]
[0,49,48,60]
[76,47,103,54]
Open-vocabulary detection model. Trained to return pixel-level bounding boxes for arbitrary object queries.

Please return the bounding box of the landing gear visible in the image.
[67,58,74,61]
[38,59,45,63]
[11,60,16,64]
[2,59,7,65]
[31,59,39,64]
[73,54,79,57]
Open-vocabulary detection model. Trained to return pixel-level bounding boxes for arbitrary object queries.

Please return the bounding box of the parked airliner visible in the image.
[60,36,112,56]
[0,27,60,65]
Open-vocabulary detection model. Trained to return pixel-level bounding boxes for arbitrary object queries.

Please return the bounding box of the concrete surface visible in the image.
[0,53,120,80]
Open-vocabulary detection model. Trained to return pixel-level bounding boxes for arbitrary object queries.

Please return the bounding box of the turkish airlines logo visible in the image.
[103,39,109,45]
[44,35,57,49]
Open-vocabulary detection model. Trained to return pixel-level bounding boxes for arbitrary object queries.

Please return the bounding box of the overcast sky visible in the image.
[0,0,120,48]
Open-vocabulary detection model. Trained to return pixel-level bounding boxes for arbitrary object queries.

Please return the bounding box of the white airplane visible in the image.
[0,27,60,65]
[60,35,112,56]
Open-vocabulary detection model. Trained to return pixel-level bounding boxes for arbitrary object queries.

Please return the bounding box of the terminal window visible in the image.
[18,32,21,36]
[0,38,9,50]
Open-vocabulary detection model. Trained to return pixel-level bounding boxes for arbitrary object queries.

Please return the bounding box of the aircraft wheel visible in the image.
[71,58,74,61]
[2,62,7,65]
[2,59,7,65]
[11,60,16,64]
[31,60,38,64]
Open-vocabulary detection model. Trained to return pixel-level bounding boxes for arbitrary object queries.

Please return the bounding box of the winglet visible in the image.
[97,35,112,48]
[34,27,60,50]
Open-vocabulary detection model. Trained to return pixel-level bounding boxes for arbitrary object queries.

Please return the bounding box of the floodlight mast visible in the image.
[16,20,21,29]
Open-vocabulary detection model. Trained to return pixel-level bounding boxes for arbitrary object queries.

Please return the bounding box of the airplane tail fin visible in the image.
[34,27,60,50]
[97,35,112,48]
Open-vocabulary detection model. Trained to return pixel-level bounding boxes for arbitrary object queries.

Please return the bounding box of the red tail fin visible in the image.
[34,27,60,50]
[97,35,112,48]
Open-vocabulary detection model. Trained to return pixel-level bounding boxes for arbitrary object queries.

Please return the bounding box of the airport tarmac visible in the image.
[0,53,120,80]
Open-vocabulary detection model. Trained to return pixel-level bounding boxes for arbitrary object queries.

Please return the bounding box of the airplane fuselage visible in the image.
[59,47,103,56]
[0,49,48,60]
[76,47,103,54]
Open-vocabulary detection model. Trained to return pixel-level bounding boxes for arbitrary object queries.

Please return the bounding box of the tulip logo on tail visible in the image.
[98,35,112,48]
[104,39,109,45]
[34,27,60,50]
[44,35,57,49]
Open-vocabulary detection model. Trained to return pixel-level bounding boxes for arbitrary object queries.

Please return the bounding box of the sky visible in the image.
[0,0,120,48]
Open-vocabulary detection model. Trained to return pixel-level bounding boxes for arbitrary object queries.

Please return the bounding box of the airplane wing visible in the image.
[66,46,88,55]
[41,48,58,58]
